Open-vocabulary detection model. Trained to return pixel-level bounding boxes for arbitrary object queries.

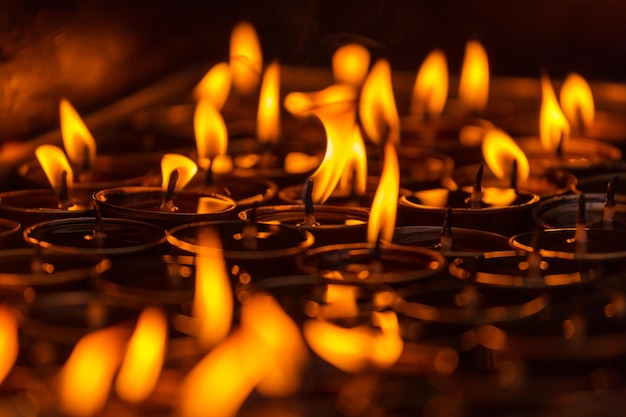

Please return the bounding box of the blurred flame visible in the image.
[410,49,448,120]
[559,72,595,133]
[60,99,97,169]
[370,311,404,369]
[35,144,74,191]
[160,154,198,192]
[337,128,368,197]
[481,187,518,207]
[332,44,371,87]
[257,61,281,144]
[193,62,232,109]
[413,188,449,208]
[58,325,130,417]
[0,305,18,384]
[540,75,570,152]
[359,59,400,145]
[115,307,167,404]
[458,41,489,114]
[194,98,228,170]
[284,84,356,117]
[193,228,233,349]
[230,22,263,94]
[482,128,530,182]
[367,141,400,243]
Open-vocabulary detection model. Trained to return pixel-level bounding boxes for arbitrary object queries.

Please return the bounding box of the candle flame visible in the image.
[160,153,198,192]
[193,228,233,349]
[229,21,263,94]
[0,305,18,384]
[410,49,448,121]
[359,59,400,144]
[35,144,74,192]
[559,72,595,133]
[482,128,530,182]
[114,307,167,404]
[317,284,359,319]
[257,61,281,144]
[58,325,130,417]
[332,43,371,87]
[337,127,368,197]
[284,84,356,117]
[540,74,571,152]
[458,41,489,114]
[193,62,232,109]
[194,98,228,170]
[60,98,97,170]
[367,140,400,243]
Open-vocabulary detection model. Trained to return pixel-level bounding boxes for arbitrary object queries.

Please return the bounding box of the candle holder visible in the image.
[0,218,21,249]
[574,171,626,196]
[23,217,168,257]
[533,193,626,229]
[186,172,278,210]
[0,189,93,227]
[296,242,445,286]
[239,205,369,247]
[93,186,236,229]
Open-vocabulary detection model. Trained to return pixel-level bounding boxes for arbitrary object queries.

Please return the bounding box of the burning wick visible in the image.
[242,209,258,251]
[58,170,71,209]
[160,169,179,212]
[510,159,518,191]
[300,178,318,227]
[469,164,483,209]
[439,207,453,251]
[603,175,619,228]
[575,193,588,253]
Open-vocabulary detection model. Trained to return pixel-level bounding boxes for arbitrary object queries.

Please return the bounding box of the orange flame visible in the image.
[35,144,74,191]
[193,228,233,349]
[410,49,448,120]
[320,284,359,319]
[230,22,263,94]
[193,62,232,109]
[114,307,167,404]
[0,305,18,384]
[60,99,97,169]
[337,128,368,197]
[367,140,400,243]
[458,41,489,114]
[284,84,356,118]
[370,311,403,369]
[332,44,371,87]
[194,98,228,170]
[257,61,281,145]
[482,128,530,182]
[58,325,130,417]
[360,59,400,145]
[160,154,198,192]
[540,74,570,152]
[559,72,595,134]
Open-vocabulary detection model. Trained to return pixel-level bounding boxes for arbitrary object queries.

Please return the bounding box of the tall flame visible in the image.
[332,44,371,87]
[193,62,232,109]
[35,144,74,191]
[0,305,18,384]
[60,99,97,169]
[482,128,530,182]
[458,41,489,114]
[410,49,448,121]
[58,325,130,417]
[337,128,368,197]
[540,74,571,152]
[359,59,400,145]
[367,140,400,243]
[559,72,595,134]
[257,61,281,145]
[160,154,198,192]
[114,307,167,404]
[194,98,228,170]
[193,228,233,349]
[229,22,263,94]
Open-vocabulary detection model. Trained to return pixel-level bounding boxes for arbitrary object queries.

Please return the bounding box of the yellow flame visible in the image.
[160,153,198,192]
[320,284,359,319]
[332,44,371,87]
[559,72,595,133]
[60,99,97,169]
[284,84,356,118]
[367,141,400,243]
[359,59,400,145]
[413,188,449,208]
[257,61,281,144]
[35,144,74,191]
[194,98,228,170]
[193,228,233,349]
[337,128,368,197]
[370,311,403,369]
[482,128,530,182]
[480,187,518,207]
[540,74,571,152]
[0,305,18,384]
[458,41,489,114]
[410,49,448,120]
[58,325,130,417]
[230,21,263,94]
[114,307,167,404]
[193,62,232,109]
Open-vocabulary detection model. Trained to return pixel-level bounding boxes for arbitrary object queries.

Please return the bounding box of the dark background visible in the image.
[0,0,624,141]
